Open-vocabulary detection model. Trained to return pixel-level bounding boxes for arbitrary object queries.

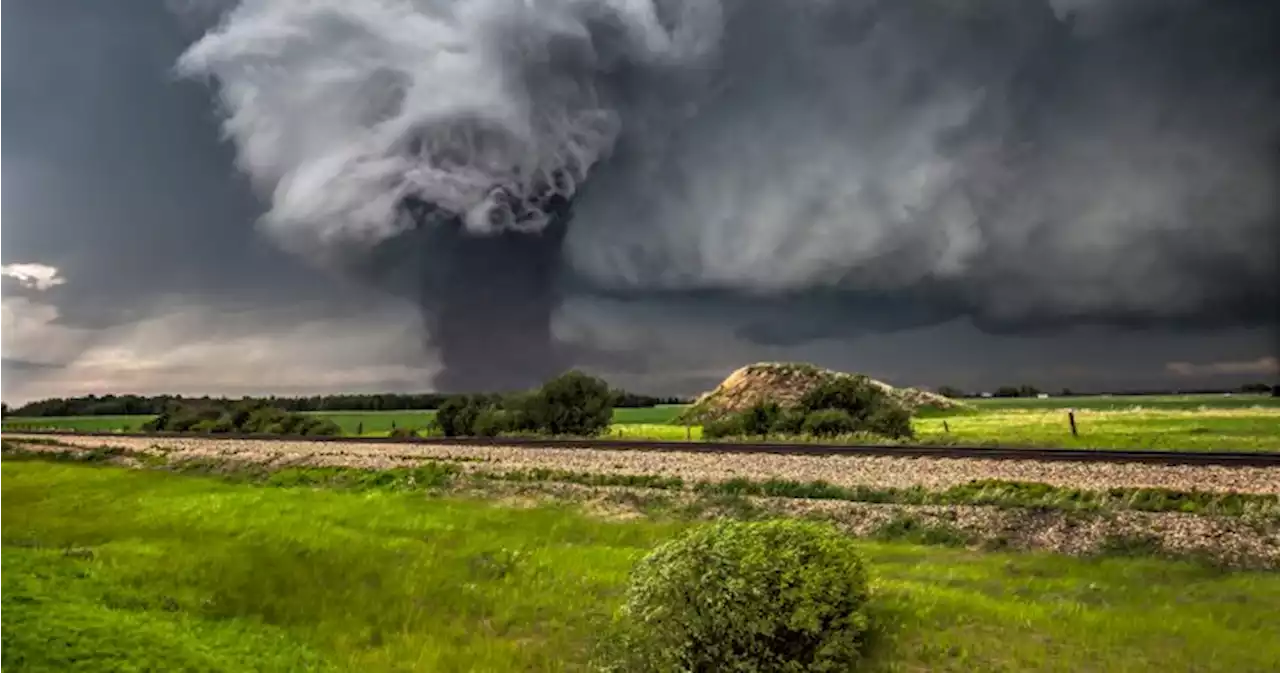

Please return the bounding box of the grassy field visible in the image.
[4,459,1280,672]
[0,414,155,433]
[4,395,1277,451]
[913,407,1280,451]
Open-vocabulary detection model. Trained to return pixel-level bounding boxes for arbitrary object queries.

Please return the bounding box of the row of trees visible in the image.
[4,388,686,418]
[132,371,617,439]
[434,371,615,437]
[141,401,341,436]
[936,383,1277,398]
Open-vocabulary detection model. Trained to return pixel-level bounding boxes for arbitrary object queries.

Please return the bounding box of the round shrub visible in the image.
[770,409,808,435]
[702,412,746,439]
[620,519,871,672]
[865,404,913,439]
[802,409,856,437]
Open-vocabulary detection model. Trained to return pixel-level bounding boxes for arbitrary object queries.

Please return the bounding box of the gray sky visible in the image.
[2,1,1277,405]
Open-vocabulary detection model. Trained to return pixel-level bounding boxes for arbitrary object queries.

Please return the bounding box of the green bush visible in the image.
[702,413,746,439]
[798,377,913,439]
[742,401,781,437]
[618,520,871,672]
[387,426,419,439]
[865,404,913,439]
[802,409,857,437]
[771,409,807,435]
[702,402,782,440]
[189,419,220,433]
[471,408,513,437]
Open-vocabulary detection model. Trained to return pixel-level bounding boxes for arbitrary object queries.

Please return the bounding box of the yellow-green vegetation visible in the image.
[914,407,1280,451]
[0,414,155,433]
[5,460,1280,672]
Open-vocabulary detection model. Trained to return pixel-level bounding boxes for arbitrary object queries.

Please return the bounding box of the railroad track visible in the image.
[6,429,1280,467]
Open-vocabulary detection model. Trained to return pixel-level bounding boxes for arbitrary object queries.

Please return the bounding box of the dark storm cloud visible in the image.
[1,0,339,328]
[3,0,1276,401]
[179,0,1279,389]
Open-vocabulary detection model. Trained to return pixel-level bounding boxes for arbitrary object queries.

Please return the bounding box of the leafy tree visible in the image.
[435,395,492,437]
[521,370,613,436]
[936,385,965,399]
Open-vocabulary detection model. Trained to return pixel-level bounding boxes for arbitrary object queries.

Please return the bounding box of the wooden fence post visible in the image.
[942,420,950,434]
[1068,410,1078,437]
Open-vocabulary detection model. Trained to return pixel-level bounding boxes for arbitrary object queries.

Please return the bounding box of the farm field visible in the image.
[5,459,1280,672]
[4,395,1277,451]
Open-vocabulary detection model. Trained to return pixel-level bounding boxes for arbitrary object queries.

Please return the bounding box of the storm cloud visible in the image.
[2,0,1277,401]
[175,0,1279,390]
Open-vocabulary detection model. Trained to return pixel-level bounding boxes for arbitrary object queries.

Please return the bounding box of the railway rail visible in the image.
[6,429,1280,468]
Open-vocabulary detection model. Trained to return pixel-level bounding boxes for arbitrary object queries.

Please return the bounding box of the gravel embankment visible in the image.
[12,434,1280,495]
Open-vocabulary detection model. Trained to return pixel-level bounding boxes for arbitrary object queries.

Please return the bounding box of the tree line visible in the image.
[122,371,621,439]
[3,389,689,418]
[935,383,1277,398]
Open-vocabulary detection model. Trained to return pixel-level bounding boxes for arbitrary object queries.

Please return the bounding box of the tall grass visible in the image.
[5,460,1280,672]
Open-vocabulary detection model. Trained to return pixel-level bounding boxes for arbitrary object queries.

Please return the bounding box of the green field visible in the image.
[0,414,155,433]
[5,395,1277,451]
[0,406,687,436]
[5,459,1279,672]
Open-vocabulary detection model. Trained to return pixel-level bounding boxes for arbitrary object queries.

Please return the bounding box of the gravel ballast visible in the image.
[11,434,1280,495]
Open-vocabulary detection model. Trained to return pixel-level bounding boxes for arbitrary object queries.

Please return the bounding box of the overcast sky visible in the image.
[2,1,1277,405]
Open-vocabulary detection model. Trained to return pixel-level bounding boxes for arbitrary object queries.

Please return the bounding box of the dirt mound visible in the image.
[680,362,964,422]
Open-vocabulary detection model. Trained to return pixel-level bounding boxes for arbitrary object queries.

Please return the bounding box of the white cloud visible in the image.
[1,262,66,291]
[2,295,439,404]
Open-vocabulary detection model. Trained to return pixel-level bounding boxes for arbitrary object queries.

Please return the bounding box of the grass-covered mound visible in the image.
[686,365,933,440]
[680,363,963,425]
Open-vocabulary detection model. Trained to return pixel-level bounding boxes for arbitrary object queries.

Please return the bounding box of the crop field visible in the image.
[4,395,1277,451]
[5,458,1280,672]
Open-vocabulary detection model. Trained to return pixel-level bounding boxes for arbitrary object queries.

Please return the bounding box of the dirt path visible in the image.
[12,433,1280,494]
